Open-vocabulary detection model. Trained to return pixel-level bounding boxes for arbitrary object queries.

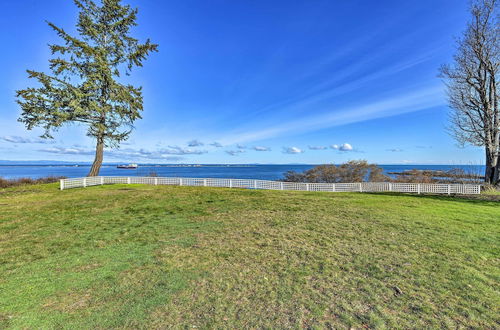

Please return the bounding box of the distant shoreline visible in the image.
[0,164,259,167]
[0,163,486,167]
[0,164,486,181]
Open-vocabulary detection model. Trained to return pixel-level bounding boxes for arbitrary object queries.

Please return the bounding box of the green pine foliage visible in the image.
[16,0,158,175]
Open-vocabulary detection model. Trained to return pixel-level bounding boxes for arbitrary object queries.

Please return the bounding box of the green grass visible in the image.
[0,183,499,328]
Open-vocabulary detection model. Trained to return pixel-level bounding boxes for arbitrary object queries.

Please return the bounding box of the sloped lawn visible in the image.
[0,184,498,328]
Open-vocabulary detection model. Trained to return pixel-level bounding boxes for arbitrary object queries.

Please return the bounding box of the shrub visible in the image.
[0,176,66,189]
[282,162,484,184]
[283,160,391,183]
[391,170,437,183]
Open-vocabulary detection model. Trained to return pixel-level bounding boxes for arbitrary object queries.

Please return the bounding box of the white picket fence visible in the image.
[59,176,481,195]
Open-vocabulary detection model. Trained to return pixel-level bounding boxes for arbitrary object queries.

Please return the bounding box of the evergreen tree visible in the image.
[16,0,158,176]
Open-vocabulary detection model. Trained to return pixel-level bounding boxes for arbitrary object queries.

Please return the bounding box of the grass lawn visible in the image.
[0,183,499,328]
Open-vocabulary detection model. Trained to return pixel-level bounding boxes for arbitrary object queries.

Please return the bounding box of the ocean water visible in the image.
[0,164,485,180]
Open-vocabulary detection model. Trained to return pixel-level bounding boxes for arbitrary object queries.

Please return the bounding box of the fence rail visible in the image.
[59,176,481,195]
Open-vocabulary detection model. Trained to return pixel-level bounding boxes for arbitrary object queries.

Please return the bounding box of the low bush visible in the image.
[284,161,484,184]
[0,176,66,189]
[283,160,391,183]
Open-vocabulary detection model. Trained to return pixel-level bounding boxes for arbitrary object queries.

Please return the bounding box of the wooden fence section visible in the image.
[59,176,481,195]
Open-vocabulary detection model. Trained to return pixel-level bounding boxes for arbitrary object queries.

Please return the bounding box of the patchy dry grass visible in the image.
[0,183,499,328]
[483,187,500,195]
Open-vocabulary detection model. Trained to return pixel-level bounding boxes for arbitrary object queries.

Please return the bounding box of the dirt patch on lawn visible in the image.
[43,291,92,313]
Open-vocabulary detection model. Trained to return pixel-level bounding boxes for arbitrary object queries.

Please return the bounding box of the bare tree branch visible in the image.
[440,0,500,184]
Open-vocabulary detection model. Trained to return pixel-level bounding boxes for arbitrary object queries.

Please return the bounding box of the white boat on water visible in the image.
[117,163,138,169]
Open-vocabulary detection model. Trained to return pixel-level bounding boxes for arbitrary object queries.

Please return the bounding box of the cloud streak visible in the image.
[225,150,245,156]
[223,86,444,144]
[1,136,55,144]
[308,145,327,150]
[39,147,94,155]
[187,139,204,147]
[38,145,207,160]
[209,142,223,147]
[165,146,207,155]
[246,50,437,121]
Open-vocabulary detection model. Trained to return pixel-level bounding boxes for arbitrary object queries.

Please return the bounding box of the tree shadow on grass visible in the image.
[366,192,500,206]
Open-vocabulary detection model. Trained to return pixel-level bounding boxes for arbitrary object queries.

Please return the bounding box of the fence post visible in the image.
[359,183,362,192]
[332,183,335,192]
[60,179,64,190]
[417,184,421,194]
[447,184,451,195]
[203,179,207,187]
[127,177,131,185]
[306,183,309,191]
[83,177,87,188]
[154,177,158,185]
[280,182,284,190]
[388,183,392,192]
[254,180,257,189]
[100,177,104,185]
[229,179,233,188]
[179,178,183,186]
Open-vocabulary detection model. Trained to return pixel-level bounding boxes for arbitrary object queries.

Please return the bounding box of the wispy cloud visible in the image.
[38,145,204,160]
[39,147,94,155]
[1,136,54,144]
[224,86,444,144]
[187,139,204,147]
[308,145,327,150]
[225,150,245,156]
[210,142,223,148]
[236,144,247,149]
[245,50,438,120]
[107,148,186,160]
[253,146,271,151]
[282,147,303,154]
[386,148,403,152]
[165,146,207,155]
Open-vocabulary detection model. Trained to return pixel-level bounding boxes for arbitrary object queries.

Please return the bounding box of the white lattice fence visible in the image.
[59,176,481,195]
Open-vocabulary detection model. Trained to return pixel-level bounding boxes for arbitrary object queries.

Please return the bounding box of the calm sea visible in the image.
[0,164,485,180]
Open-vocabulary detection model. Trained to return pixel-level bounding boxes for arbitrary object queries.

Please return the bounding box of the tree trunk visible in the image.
[485,148,500,185]
[88,137,104,177]
[494,163,500,186]
[492,157,500,186]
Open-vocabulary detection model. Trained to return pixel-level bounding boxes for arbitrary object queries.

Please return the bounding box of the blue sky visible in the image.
[0,0,485,164]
